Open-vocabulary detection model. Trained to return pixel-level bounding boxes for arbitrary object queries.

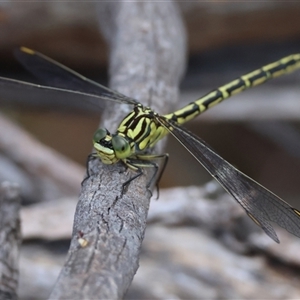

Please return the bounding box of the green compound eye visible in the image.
[93,128,108,143]
[112,135,131,159]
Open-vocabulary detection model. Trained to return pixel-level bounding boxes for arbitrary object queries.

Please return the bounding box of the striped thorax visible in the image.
[93,104,168,168]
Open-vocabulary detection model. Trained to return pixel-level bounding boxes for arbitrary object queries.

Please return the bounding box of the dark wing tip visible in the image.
[19,46,35,55]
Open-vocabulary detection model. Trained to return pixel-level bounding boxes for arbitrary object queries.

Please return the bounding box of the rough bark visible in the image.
[0,182,21,300]
[49,2,186,299]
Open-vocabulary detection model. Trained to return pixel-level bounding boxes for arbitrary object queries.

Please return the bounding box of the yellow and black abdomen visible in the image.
[164,54,300,126]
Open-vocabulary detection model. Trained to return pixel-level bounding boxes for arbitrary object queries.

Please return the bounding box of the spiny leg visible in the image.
[136,153,169,199]
[122,153,169,197]
[121,166,144,196]
[81,153,98,186]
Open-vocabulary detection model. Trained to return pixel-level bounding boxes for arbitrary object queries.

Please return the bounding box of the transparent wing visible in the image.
[160,118,300,243]
[0,76,122,112]
[0,47,138,112]
[14,47,138,105]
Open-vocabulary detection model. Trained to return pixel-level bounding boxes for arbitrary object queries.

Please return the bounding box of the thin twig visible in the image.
[0,112,84,198]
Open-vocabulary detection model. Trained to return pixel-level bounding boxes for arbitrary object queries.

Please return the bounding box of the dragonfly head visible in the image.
[93,128,132,164]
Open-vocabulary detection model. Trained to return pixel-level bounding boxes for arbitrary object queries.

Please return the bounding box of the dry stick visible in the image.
[0,112,83,196]
[49,2,186,299]
[0,182,21,300]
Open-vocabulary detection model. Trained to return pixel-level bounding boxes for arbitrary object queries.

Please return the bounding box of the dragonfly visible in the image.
[2,46,300,243]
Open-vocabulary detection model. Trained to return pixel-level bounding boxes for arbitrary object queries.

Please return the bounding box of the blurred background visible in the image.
[1,1,300,299]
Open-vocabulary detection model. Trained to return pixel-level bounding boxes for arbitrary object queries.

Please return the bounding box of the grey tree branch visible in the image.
[49,2,186,299]
[0,182,21,300]
[0,112,83,201]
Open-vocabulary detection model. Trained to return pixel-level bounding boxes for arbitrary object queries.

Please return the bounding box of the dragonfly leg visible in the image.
[121,166,144,196]
[126,153,169,198]
[81,153,98,186]
[153,153,169,198]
